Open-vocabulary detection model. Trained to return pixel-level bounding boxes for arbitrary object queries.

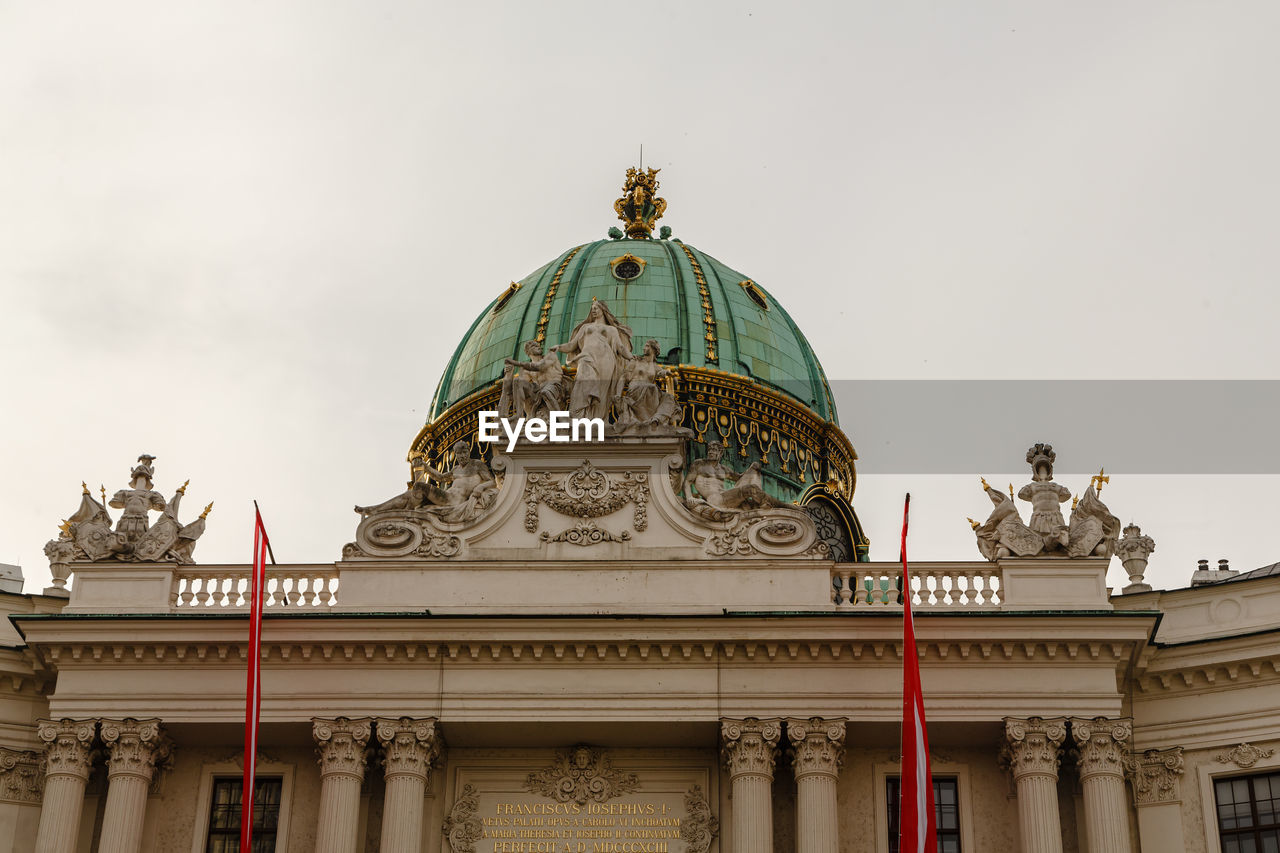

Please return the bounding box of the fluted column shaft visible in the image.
[376,717,442,853]
[98,718,171,853]
[34,719,97,853]
[313,717,373,853]
[1003,717,1067,853]
[1071,718,1133,853]
[721,718,782,853]
[786,717,845,853]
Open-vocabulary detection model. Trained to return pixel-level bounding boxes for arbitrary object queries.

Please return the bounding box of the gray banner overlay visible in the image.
[817,380,1280,474]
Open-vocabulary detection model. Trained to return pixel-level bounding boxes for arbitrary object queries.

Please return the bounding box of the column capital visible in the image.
[1069,717,1131,780]
[1124,747,1184,806]
[784,717,846,779]
[313,717,373,781]
[720,717,783,780]
[375,717,442,781]
[1002,716,1068,781]
[37,718,97,782]
[0,746,45,804]
[100,718,172,783]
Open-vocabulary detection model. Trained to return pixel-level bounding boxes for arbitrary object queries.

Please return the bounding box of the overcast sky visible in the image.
[2,2,1278,595]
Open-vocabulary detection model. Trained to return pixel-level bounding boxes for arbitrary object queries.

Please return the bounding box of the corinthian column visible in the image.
[721,718,783,853]
[376,717,442,853]
[313,717,373,853]
[97,718,172,853]
[1070,718,1133,853]
[34,719,97,853]
[785,717,845,853]
[1003,717,1067,853]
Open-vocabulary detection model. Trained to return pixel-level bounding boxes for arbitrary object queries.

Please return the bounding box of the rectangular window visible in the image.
[206,777,283,853]
[1215,770,1280,852]
[886,776,962,853]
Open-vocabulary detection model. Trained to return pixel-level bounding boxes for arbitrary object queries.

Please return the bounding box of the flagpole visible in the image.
[899,493,937,853]
[240,505,269,853]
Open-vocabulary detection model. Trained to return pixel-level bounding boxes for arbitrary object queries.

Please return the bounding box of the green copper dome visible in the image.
[429,237,838,423]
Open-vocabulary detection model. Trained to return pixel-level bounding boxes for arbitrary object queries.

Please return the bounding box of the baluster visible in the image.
[192,575,210,607]
[179,576,195,607]
[980,571,995,605]
[286,576,302,606]
[302,576,318,607]
[316,576,333,607]
[942,572,957,606]
[990,572,1002,606]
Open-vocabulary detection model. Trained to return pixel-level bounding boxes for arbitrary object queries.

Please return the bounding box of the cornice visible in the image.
[23,636,1143,669]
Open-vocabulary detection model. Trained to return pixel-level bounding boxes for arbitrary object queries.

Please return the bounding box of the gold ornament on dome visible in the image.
[609,253,646,281]
[614,167,667,239]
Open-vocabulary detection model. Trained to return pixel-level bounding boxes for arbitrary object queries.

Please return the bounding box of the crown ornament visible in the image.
[614,167,667,239]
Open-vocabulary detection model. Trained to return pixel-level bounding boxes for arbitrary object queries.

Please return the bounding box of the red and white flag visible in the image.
[899,494,937,853]
[240,507,270,853]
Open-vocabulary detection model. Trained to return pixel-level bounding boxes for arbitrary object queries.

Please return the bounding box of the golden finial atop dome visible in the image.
[613,166,667,239]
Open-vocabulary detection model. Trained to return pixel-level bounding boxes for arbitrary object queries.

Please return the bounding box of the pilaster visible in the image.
[785,717,845,853]
[1003,716,1067,853]
[721,718,782,853]
[1125,746,1185,852]
[376,717,442,853]
[0,746,45,805]
[98,718,172,853]
[34,718,97,853]
[314,717,373,853]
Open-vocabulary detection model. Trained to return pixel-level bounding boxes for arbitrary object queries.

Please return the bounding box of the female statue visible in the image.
[550,300,635,421]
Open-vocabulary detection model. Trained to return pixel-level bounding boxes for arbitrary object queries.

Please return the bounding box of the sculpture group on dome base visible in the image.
[43,456,212,583]
[971,443,1125,562]
[497,299,690,439]
[347,299,833,562]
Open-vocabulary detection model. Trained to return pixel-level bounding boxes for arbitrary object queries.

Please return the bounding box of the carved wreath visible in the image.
[523,746,640,804]
[523,462,648,534]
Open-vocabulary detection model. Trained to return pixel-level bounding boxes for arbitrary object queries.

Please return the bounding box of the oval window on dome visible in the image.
[609,253,646,282]
[739,279,769,311]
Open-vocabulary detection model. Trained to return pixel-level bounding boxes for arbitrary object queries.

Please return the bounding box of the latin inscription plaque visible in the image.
[444,748,718,853]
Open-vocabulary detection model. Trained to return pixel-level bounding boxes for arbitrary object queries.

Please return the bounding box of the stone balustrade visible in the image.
[832,564,1003,608]
[831,558,1113,611]
[171,566,340,609]
[63,557,1110,614]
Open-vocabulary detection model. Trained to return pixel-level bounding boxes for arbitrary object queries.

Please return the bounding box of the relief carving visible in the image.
[523,462,648,536]
[680,785,719,853]
[540,521,632,546]
[443,782,484,853]
[0,748,44,804]
[523,746,640,804]
[1216,743,1276,768]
